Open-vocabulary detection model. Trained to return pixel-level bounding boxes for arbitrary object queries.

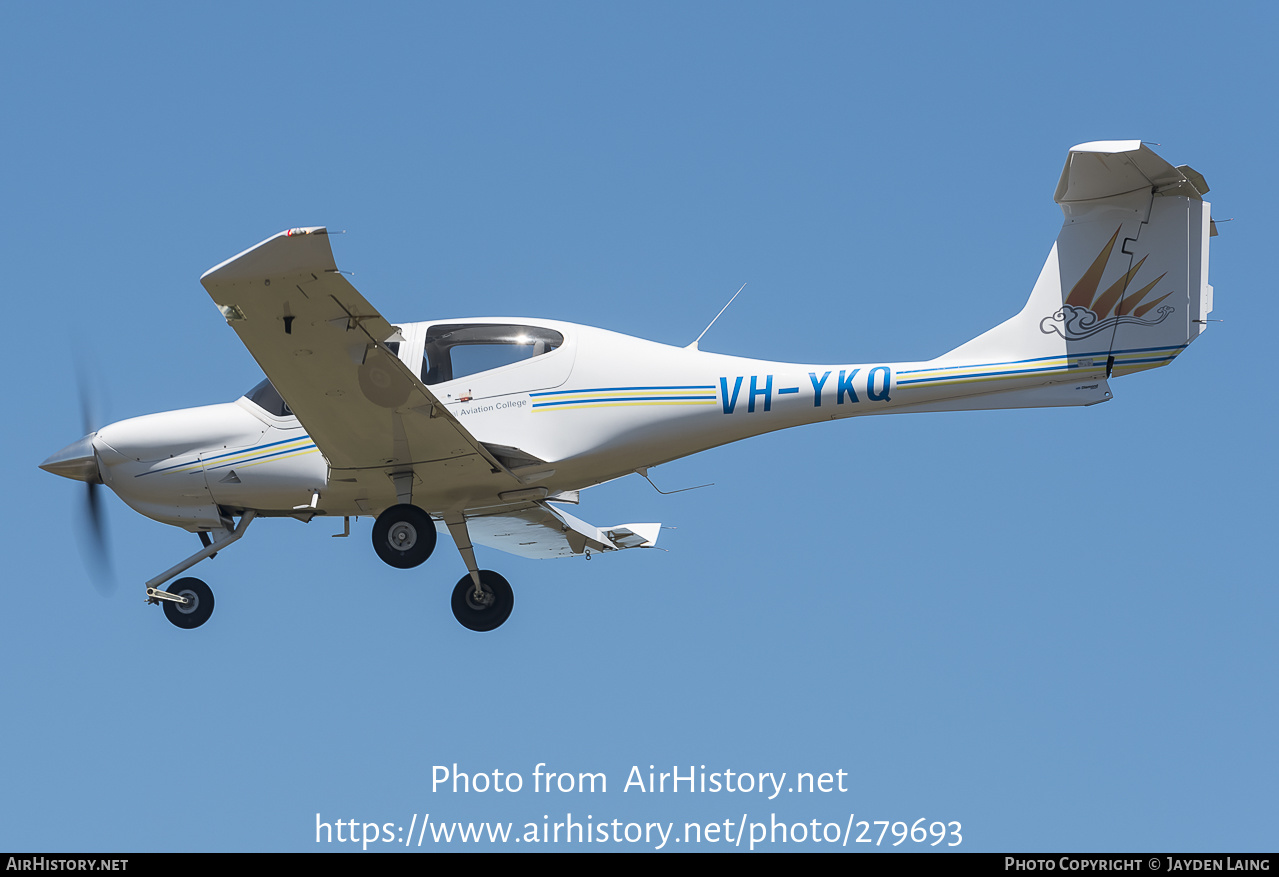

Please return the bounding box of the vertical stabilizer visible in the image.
[940,141,1214,382]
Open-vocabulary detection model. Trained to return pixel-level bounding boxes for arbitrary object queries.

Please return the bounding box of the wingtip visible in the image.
[200,226,337,286]
[1067,139,1143,155]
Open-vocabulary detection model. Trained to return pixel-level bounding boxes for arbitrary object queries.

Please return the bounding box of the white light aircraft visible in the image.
[41,141,1217,632]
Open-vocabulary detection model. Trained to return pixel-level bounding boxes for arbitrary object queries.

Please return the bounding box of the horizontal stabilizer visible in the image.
[1054,141,1206,203]
[604,524,661,549]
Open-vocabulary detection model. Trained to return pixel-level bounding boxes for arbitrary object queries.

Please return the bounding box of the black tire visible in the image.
[163,577,214,630]
[372,504,437,569]
[451,570,514,632]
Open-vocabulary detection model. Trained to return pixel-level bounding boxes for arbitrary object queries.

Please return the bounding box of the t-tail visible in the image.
[898,141,1215,414]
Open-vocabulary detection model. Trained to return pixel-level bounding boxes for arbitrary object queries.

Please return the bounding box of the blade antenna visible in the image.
[687,283,747,350]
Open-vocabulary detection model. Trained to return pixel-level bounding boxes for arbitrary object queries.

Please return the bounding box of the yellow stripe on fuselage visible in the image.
[535,399,717,412]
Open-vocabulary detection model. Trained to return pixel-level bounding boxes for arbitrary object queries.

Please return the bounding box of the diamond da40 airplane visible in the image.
[41,140,1217,632]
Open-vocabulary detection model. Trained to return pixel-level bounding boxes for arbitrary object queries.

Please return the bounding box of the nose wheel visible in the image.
[372,504,437,569]
[161,577,215,629]
[144,512,254,631]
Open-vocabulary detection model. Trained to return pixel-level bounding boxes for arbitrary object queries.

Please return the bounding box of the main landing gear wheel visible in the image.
[451,570,514,632]
[372,504,437,569]
[162,577,214,630]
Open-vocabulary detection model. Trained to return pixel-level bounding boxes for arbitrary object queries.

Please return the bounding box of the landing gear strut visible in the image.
[144,511,255,630]
[443,513,515,632]
[372,504,437,569]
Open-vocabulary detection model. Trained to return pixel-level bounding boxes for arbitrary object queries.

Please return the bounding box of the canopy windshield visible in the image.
[421,323,563,386]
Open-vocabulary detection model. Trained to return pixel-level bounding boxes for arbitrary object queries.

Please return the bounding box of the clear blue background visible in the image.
[3,1,1272,852]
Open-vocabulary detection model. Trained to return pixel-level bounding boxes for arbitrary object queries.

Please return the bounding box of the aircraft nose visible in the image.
[39,434,102,483]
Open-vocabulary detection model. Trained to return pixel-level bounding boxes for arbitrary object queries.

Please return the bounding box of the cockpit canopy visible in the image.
[421,323,563,386]
[244,378,293,417]
[242,322,565,414]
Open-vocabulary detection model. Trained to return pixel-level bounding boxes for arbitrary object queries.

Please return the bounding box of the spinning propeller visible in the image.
[41,379,115,594]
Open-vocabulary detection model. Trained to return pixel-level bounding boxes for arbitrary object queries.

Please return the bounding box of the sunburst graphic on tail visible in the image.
[1040,227,1175,340]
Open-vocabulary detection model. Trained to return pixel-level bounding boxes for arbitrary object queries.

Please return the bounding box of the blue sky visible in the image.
[4,1,1274,852]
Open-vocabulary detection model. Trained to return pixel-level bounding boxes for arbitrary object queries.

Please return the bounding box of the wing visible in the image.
[200,227,523,509]
[462,501,661,559]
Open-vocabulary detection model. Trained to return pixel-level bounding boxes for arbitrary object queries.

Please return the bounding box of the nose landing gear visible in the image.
[144,511,255,630]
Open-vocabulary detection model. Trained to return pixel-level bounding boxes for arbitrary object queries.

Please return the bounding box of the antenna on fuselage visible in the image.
[687,282,747,350]
[636,467,713,495]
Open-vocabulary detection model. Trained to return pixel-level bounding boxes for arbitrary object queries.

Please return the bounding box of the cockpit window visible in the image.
[245,378,293,417]
[421,324,563,386]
